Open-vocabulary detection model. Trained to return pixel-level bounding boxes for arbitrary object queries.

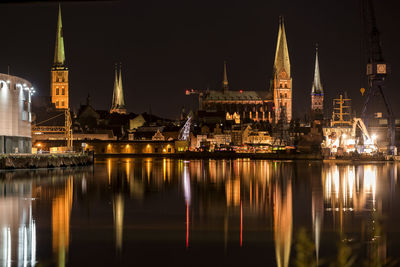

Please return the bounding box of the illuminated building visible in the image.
[310,45,324,120]
[271,16,292,123]
[51,5,69,110]
[194,17,292,123]
[110,64,127,114]
[0,73,33,153]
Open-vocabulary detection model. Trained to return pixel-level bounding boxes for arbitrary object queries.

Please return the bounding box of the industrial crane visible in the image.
[32,109,73,151]
[360,0,395,154]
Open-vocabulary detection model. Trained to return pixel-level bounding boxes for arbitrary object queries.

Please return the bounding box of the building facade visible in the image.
[51,5,69,110]
[0,74,33,153]
[196,17,292,124]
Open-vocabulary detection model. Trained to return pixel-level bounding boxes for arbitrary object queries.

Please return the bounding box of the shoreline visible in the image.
[0,153,94,170]
[94,152,400,162]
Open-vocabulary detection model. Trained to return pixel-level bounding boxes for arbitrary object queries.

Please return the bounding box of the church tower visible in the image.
[51,5,69,109]
[110,64,127,114]
[311,45,324,119]
[272,17,292,123]
[222,60,229,93]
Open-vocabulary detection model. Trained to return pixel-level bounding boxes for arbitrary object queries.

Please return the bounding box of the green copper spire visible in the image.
[54,4,65,67]
[273,16,290,77]
[222,60,229,92]
[311,45,323,94]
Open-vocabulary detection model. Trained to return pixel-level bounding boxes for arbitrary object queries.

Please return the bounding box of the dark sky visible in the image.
[1,0,399,119]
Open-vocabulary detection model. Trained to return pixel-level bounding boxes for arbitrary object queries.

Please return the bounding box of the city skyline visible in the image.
[0,0,399,119]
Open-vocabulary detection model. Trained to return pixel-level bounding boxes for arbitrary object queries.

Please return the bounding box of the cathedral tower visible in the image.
[272,17,292,123]
[311,45,324,118]
[51,5,69,109]
[110,64,127,114]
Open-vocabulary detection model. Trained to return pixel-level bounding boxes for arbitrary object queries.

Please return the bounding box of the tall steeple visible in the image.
[110,64,127,114]
[54,4,65,67]
[222,61,229,92]
[311,45,324,117]
[311,45,323,94]
[272,16,292,123]
[273,16,290,78]
[51,4,69,109]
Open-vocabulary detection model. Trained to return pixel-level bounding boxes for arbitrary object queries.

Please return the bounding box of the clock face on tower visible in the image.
[377,64,386,74]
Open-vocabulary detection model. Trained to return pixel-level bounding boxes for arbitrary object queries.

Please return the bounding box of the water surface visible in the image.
[1,158,399,266]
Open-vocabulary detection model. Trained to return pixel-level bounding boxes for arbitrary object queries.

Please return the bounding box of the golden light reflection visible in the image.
[323,165,378,213]
[52,176,73,267]
[107,159,112,185]
[273,178,292,267]
[145,159,152,182]
[225,179,240,206]
[113,193,124,253]
[163,158,167,181]
[126,160,131,183]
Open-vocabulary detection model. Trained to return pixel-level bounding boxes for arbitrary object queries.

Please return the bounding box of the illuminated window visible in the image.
[56,101,59,107]
[56,88,59,95]
[285,93,287,98]
[61,101,65,107]
[62,88,65,95]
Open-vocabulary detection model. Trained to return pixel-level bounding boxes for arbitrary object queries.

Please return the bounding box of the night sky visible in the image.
[1,0,399,119]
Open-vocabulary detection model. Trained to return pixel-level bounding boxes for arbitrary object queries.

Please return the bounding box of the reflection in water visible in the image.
[183,161,191,249]
[321,163,393,264]
[0,180,36,267]
[312,171,323,264]
[113,193,124,253]
[273,166,292,267]
[0,161,399,266]
[52,176,73,267]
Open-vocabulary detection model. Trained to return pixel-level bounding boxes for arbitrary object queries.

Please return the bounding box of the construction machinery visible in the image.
[31,109,73,151]
[361,0,395,154]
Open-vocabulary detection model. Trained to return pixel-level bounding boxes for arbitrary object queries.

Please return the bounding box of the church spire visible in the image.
[273,16,290,77]
[112,64,119,109]
[110,63,127,114]
[54,4,65,67]
[222,60,229,92]
[118,64,125,107]
[311,45,323,95]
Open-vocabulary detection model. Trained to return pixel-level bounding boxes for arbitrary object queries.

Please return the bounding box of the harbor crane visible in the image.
[360,0,395,154]
[31,109,73,150]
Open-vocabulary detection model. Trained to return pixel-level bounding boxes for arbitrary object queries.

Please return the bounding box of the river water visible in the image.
[0,158,399,266]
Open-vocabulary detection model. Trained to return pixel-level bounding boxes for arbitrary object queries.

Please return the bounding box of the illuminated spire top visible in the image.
[111,64,127,114]
[311,45,323,95]
[273,16,290,77]
[118,64,125,107]
[222,60,229,92]
[54,4,65,67]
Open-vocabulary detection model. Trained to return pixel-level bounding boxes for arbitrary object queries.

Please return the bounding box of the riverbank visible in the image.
[0,153,94,169]
[94,151,322,160]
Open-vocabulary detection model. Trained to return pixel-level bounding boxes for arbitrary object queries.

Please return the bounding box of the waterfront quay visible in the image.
[0,153,93,169]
